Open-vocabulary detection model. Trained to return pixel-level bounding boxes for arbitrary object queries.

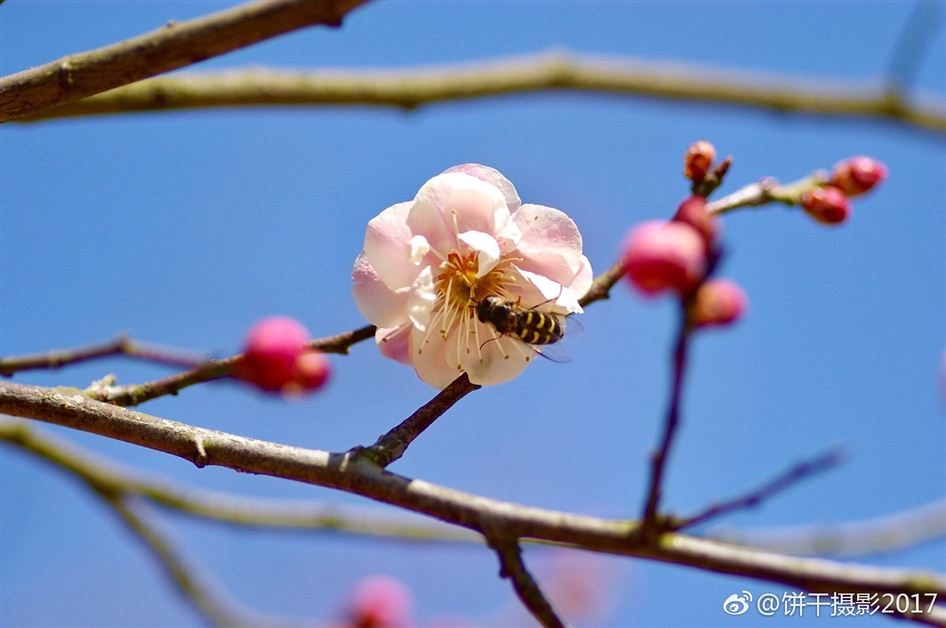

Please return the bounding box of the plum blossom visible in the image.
[352,164,592,388]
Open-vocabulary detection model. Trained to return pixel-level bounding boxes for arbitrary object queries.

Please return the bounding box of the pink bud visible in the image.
[684,140,716,183]
[801,186,851,225]
[346,575,412,628]
[672,195,719,245]
[237,316,326,394]
[622,221,707,296]
[830,156,887,197]
[689,279,747,327]
[294,351,331,392]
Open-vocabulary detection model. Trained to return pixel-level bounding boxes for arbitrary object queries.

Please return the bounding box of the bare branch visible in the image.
[13,52,946,134]
[85,324,375,406]
[709,499,946,559]
[3,381,944,608]
[706,172,829,216]
[674,448,845,531]
[0,336,207,376]
[0,0,371,122]
[490,538,566,628]
[353,373,480,468]
[0,419,478,544]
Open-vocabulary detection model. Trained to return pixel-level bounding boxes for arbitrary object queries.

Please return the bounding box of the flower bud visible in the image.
[689,279,747,327]
[237,316,329,394]
[800,186,851,225]
[347,575,412,628]
[830,156,887,197]
[622,221,706,296]
[684,140,716,183]
[672,195,719,245]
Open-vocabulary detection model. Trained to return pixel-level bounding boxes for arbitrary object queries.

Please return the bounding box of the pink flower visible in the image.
[352,164,592,388]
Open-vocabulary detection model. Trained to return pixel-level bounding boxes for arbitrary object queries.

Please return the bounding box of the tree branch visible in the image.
[3,380,944,616]
[674,448,845,531]
[0,0,372,122]
[12,52,946,134]
[0,335,207,376]
[82,324,375,406]
[490,538,566,628]
[0,419,478,544]
[353,373,480,468]
[578,260,626,308]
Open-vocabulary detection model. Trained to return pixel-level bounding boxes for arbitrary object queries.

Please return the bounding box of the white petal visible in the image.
[407,266,438,332]
[409,234,431,265]
[457,230,500,277]
[376,325,411,364]
[409,172,510,253]
[410,325,461,389]
[568,255,594,303]
[459,321,532,386]
[443,164,522,213]
[352,252,412,327]
[364,201,423,290]
[512,203,584,285]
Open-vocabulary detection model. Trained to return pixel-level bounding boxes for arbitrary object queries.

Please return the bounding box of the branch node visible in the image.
[192,437,209,468]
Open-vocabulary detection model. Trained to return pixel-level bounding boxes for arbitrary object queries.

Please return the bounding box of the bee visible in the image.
[475,295,566,347]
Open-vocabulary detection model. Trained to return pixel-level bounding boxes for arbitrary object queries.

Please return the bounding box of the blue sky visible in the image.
[1,1,944,626]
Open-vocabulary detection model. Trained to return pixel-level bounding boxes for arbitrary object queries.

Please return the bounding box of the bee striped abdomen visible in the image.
[515,310,564,345]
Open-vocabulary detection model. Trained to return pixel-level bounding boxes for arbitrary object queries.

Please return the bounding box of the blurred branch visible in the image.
[673,448,845,531]
[0,421,280,627]
[13,52,946,134]
[3,381,944,619]
[490,538,565,628]
[353,373,480,468]
[709,499,946,559]
[705,172,828,216]
[886,2,945,95]
[0,335,207,376]
[0,419,479,544]
[83,324,375,406]
[0,0,371,122]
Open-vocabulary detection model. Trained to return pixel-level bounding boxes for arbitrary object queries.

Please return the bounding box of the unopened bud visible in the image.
[237,316,329,395]
[830,156,887,197]
[622,221,707,296]
[347,575,412,628]
[672,195,719,245]
[689,279,747,327]
[801,186,851,225]
[684,140,716,183]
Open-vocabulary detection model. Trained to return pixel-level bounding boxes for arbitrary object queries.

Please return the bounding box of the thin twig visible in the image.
[706,172,829,216]
[353,373,480,468]
[640,305,694,536]
[0,419,478,544]
[85,324,376,406]
[12,52,946,135]
[0,336,207,377]
[490,538,566,628]
[578,260,626,308]
[0,0,372,122]
[673,448,845,531]
[3,381,944,612]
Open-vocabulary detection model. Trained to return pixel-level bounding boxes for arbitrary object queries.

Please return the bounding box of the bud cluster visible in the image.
[800,156,887,225]
[622,140,747,328]
[236,316,330,395]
